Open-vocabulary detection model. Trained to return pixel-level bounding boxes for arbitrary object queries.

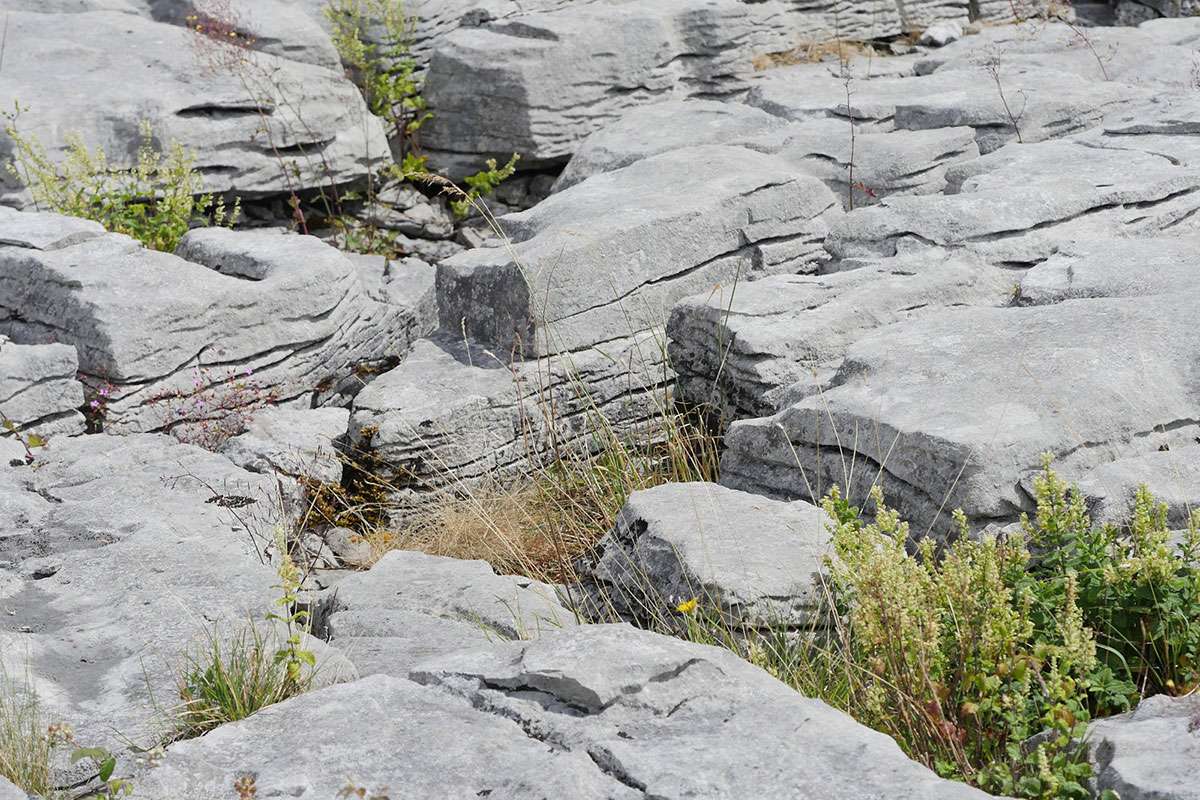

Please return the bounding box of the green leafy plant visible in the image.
[448,154,521,218]
[71,746,134,799]
[325,0,429,164]
[4,111,236,251]
[267,526,317,691]
[177,528,315,737]
[1,414,46,465]
[676,460,1198,799]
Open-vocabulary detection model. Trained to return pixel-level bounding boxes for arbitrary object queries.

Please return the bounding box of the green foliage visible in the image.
[449,154,521,218]
[71,746,133,799]
[267,527,317,691]
[1018,459,1200,699]
[177,622,306,738]
[1,413,46,465]
[325,0,430,159]
[680,460,1198,799]
[4,112,236,252]
[177,528,315,737]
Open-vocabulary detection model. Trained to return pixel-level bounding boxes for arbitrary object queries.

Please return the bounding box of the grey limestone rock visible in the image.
[827,140,1200,266]
[920,20,965,46]
[0,217,436,434]
[0,336,86,439]
[1087,693,1200,800]
[558,102,980,208]
[135,626,1000,799]
[578,482,835,630]
[1019,237,1200,305]
[219,406,349,484]
[668,252,1013,421]
[348,331,669,512]
[720,290,1200,536]
[0,778,23,800]
[1077,447,1200,530]
[438,145,838,359]
[0,11,387,203]
[408,624,999,800]
[322,549,576,679]
[0,434,349,751]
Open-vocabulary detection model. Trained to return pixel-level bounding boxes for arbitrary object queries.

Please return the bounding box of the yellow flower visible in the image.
[676,597,698,615]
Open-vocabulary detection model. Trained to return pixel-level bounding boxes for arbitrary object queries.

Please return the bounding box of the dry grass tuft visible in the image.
[752,38,882,71]
[0,670,55,796]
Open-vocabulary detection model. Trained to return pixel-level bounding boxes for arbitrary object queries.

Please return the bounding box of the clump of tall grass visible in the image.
[0,669,55,796]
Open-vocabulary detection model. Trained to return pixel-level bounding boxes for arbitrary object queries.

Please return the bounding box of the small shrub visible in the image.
[325,0,429,163]
[680,459,1199,800]
[4,115,236,252]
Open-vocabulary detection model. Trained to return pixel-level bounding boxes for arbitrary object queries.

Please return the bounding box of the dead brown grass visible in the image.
[752,39,882,71]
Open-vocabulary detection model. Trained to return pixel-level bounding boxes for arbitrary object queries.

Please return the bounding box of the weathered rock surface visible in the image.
[409,625,996,800]
[0,216,436,433]
[552,100,789,192]
[1078,446,1200,530]
[330,549,574,639]
[1072,95,1200,170]
[557,102,979,208]
[1087,693,1200,800]
[0,434,349,749]
[917,19,1200,90]
[348,331,669,509]
[577,482,834,630]
[668,252,1012,420]
[362,182,456,240]
[721,290,1200,535]
[0,10,387,203]
[1019,237,1200,305]
[419,0,906,172]
[0,336,86,439]
[137,624,998,799]
[439,145,838,358]
[0,777,23,800]
[828,140,1200,265]
[220,406,349,484]
[323,549,575,678]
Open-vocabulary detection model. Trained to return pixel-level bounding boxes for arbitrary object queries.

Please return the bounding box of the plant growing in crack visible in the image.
[982,47,1027,144]
[0,411,44,465]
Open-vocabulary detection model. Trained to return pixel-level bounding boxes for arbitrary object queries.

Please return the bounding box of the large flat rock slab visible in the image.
[827,140,1200,265]
[439,145,838,358]
[557,101,980,209]
[0,435,294,747]
[721,289,1200,536]
[668,252,1012,420]
[0,10,387,202]
[135,624,999,799]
